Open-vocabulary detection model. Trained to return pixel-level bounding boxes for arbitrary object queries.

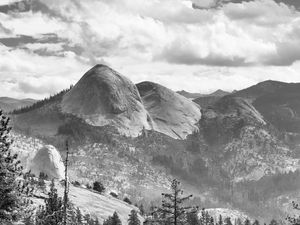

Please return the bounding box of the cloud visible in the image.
[1,0,300,98]
[223,0,298,26]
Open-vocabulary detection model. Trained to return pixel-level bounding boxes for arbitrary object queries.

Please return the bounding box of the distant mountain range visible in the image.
[177,89,230,99]
[3,65,300,221]
[0,97,37,112]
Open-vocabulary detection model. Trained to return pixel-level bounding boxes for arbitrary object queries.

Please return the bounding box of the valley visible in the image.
[3,64,300,223]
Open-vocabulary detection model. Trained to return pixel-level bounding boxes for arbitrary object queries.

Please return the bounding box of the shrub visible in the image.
[110,192,118,198]
[93,181,105,193]
[123,197,132,205]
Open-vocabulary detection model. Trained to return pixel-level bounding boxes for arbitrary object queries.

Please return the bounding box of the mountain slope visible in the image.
[0,97,37,112]
[193,89,229,108]
[253,83,300,133]
[61,64,151,137]
[177,90,204,99]
[232,80,288,102]
[200,96,299,182]
[137,81,201,139]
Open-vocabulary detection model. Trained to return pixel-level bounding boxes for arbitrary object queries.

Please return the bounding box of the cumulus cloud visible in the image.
[1,0,300,98]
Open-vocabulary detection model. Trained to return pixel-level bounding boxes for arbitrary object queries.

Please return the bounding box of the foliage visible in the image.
[103,211,122,225]
[35,180,64,225]
[187,212,200,225]
[93,181,105,194]
[123,197,132,205]
[11,87,72,114]
[0,110,30,222]
[154,179,198,225]
[128,210,140,225]
[199,208,214,225]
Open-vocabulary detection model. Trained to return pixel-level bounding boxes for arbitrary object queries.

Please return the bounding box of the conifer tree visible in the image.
[269,219,278,225]
[76,207,82,224]
[128,210,141,225]
[139,204,145,216]
[104,211,122,225]
[94,217,101,225]
[0,111,23,222]
[35,179,64,225]
[244,218,251,225]
[236,218,243,225]
[187,211,200,225]
[155,179,198,225]
[253,219,260,225]
[199,209,214,225]
[224,217,233,225]
[217,215,223,225]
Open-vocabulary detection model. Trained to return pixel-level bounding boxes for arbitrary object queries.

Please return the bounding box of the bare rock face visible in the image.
[61,64,151,137]
[137,81,201,139]
[29,145,65,179]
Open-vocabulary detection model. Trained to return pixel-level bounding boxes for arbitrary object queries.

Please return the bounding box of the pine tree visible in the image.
[269,219,278,225]
[94,217,101,225]
[224,217,233,225]
[38,172,46,193]
[35,180,63,225]
[187,211,200,225]
[0,111,24,222]
[253,220,260,225]
[76,207,82,224]
[84,213,92,224]
[236,218,243,225]
[139,204,145,216]
[104,211,122,225]
[155,179,198,225]
[128,210,140,225]
[244,219,251,225]
[199,209,214,225]
[217,215,223,225]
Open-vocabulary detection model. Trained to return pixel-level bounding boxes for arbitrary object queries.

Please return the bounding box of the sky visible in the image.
[0,0,300,99]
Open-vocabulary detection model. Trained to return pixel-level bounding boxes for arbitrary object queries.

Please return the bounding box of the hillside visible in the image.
[193,89,229,108]
[30,180,143,224]
[0,97,37,112]
[61,64,151,137]
[7,72,300,221]
[137,81,201,139]
[177,90,204,99]
[232,80,288,102]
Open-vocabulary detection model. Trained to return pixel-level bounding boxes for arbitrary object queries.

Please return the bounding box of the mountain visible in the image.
[12,64,201,140]
[209,89,230,97]
[61,64,151,137]
[232,81,300,144]
[199,95,299,182]
[8,68,300,221]
[193,89,229,108]
[0,97,37,112]
[137,81,201,139]
[193,95,221,108]
[232,80,288,102]
[177,90,204,99]
[252,83,300,134]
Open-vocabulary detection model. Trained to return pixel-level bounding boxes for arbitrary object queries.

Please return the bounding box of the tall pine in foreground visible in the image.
[155,179,198,225]
[35,180,64,225]
[0,110,23,222]
[128,210,140,225]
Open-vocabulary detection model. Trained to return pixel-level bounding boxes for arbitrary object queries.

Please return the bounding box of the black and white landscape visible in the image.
[1,0,300,225]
